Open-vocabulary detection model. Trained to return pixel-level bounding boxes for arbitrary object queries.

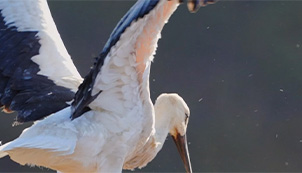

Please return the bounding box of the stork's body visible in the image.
[1,93,190,172]
[0,0,212,172]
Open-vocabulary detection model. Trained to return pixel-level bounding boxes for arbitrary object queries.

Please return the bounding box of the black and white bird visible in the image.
[0,0,214,172]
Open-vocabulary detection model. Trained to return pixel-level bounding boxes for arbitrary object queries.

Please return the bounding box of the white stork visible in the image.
[0,0,214,172]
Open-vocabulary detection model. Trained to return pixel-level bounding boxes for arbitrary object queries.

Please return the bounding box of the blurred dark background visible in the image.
[1,0,302,172]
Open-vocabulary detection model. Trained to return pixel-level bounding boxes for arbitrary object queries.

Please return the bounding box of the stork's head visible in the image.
[155,93,192,173]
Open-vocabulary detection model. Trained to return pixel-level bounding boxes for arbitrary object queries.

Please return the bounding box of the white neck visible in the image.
[153,109,172,153]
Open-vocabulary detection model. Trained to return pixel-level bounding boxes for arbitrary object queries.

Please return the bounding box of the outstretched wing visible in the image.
[71,0,180,119]
[0,0,83,123]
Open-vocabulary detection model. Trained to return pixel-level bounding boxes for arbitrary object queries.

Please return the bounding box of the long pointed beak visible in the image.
[172,133,192,173]
[187,0,216,13]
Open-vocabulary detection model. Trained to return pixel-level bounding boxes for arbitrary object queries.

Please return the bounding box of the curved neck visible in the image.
[153,112,172,153]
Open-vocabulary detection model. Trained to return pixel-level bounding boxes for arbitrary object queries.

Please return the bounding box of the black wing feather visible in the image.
[0,10,75,123]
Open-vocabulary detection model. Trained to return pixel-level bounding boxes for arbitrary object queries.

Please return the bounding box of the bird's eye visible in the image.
[185,113,189,124]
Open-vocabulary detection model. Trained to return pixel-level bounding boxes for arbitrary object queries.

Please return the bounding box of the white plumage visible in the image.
[0,93,191,172]
[0,0,212,172]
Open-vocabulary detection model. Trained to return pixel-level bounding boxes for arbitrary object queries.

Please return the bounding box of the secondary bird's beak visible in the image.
[187,0,216,13]
[172,133,192,173]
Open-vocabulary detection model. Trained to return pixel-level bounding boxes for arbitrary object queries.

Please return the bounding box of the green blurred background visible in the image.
[1,0,302,172]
